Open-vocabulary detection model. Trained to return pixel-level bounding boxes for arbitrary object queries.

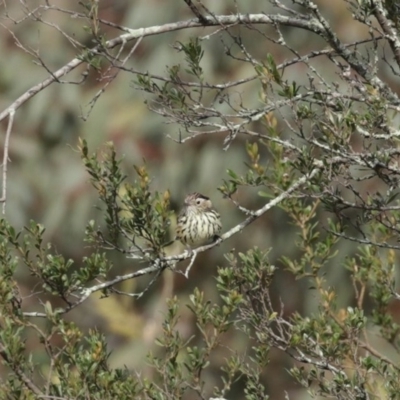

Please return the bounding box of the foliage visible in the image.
[2,0,400,399]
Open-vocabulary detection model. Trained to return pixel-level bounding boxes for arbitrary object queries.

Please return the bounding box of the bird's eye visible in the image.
[196,199,202,205]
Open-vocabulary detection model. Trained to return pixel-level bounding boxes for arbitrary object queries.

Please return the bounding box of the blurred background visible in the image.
[0,1,385,399]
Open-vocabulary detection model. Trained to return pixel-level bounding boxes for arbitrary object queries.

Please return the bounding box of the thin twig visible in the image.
[183,0,208,24]
[82,35,144,120]
[1,108,14,213]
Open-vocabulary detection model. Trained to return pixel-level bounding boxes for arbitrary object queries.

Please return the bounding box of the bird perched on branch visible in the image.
[175,192,222,248]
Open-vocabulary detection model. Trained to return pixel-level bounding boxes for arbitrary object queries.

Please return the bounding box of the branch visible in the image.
[0,340,43,397]
[0,108,14,213]
[23,165,321,318]
[23,258,167,318]
[183,0,208,24]
[0,12,347,123]
[372,0,400,68]
[2,9,396,128]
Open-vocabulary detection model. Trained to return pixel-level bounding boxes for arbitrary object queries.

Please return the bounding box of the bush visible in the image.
[1,1,400,399]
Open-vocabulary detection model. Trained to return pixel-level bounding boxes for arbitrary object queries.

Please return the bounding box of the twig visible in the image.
[183,0,208,24]
[371,0,400,68]
[0,340,44,397]
[109,266,162,299]
[23,258,168,318]
[82,35,143,120]
[1,108,14,213]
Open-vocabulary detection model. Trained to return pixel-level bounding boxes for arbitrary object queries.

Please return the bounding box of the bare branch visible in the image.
[0,108,14,213]
[23,165,321,318]
[4,11,393,123]
[183,0,208,24]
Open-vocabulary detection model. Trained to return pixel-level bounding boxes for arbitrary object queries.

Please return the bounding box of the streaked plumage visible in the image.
[176,193,222,247]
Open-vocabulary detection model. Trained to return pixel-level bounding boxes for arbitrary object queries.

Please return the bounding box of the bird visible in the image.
[175,192,222,248]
